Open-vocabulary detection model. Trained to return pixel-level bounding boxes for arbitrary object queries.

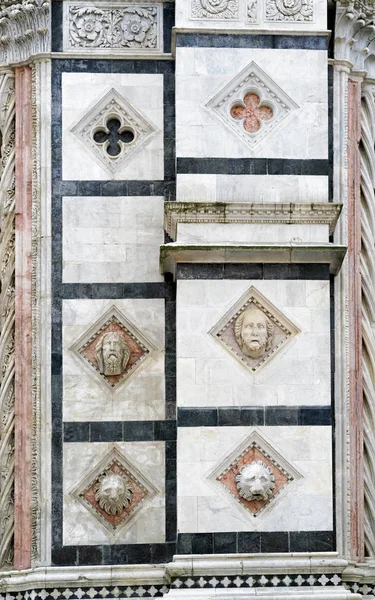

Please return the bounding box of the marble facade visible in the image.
[0,1,374,600]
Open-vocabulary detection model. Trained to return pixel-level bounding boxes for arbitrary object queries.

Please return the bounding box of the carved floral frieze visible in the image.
[209,286,300,375]
[190,0,239,20]
[70,446,158,535]
[207,430,302,519]
[64,3,162,52]
[265,0,314,22]
[205,61,299,151]
[70,305,158,392]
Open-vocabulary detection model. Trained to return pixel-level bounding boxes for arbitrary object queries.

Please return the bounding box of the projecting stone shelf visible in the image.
[160,242,347,280]
[164,202,342,240]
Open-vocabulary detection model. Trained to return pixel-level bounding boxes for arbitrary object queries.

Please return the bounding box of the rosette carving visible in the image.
[191,0,239,20]
[265,0,314,21]
[67,4,159,51]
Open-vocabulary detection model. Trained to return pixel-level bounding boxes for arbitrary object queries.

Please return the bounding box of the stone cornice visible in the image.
[164,202,342,241]
[160,242,347,279]
[0,0,50,66]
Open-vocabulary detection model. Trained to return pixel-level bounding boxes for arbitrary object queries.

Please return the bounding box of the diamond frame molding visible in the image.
[70,305,158,393]
[205,61,299,151]
[206,429,303,521]
[70,87,158,175]
[209,286,300,375]
[69,445,159,537]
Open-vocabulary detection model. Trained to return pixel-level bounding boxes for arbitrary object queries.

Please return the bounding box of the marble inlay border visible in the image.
[178,406,332,427]
[175,32,329,50]
[171,572,341,588]
[177,158,329,176]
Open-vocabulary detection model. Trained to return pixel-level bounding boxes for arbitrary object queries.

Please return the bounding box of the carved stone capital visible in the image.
[335,1,375,76]
[0,0,50,66]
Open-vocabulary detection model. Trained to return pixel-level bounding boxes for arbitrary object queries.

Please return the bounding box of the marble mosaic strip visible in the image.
[345,582,375,596]
[1,586,169,600]
[171,574,343,589]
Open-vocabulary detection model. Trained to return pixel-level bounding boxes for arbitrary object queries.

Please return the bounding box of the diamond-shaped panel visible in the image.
[71,87,157,174]
[207,430,302,519]
[70,445,158,535]
[209,286,300,374]
[205,61,299,151]
[70,306,158,391]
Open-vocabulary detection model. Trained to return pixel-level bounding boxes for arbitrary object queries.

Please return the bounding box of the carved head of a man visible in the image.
[95,332,130,376]
[235,307,274,359]
[235,460,275,502]
[94,471,133,516]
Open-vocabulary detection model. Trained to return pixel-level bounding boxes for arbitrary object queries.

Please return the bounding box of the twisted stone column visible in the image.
[0,70,15,567]
[360,86,375,557]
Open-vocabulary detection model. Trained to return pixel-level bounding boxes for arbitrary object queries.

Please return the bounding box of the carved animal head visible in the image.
[235,460,275,501]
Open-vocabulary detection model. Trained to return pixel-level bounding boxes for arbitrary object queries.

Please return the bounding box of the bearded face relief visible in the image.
[235,307,274,359]
[95,331,130,377]
[235,460,275,502]
[94,471,133,516]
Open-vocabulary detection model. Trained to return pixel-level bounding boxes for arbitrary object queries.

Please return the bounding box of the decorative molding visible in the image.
[0,1,50,66]
[205,61,299,152]
[190,0,239,20]
[70,305,158,393]
[208,285,300,376]
[64,2,163,53]
[70,445,159,538]
[265,0,314,23]
[0,70,15,568]
[247,0,259,23]
[206,429,302,521]
[164,202,342,241]
[160,242,347,280]
[71,87,158,176]
[335,2,375,76]
[360,86,375,558]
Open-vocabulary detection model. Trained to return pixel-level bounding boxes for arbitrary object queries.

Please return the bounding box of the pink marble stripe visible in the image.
[14,66,33,570]
[347,77,364,562]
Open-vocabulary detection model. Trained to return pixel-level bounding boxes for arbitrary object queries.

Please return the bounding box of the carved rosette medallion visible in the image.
[190,0,239,20]
[209,286,300,374]
[265,0,314,22]
[65,3,162,52]
[71,88,158,175]
[70,306,158,391]
[205,61,299,151]
[70,446,158,534]
[207,430,302,518]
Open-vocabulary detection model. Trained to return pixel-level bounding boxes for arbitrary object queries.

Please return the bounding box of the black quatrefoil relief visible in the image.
[93,118,135,157]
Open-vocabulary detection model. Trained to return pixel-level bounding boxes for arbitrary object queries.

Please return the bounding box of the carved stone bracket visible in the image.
[0,0,50,66]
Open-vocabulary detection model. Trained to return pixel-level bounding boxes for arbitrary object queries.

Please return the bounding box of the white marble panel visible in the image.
[176,47,327,159]
[63,299,165,422]
[62,73,164,181]
[177,223,329,244]
[177,174,329,203]
[177,426,332,532]
[177,280,330,407]
[64,442,165,545]
[62,196,164,283]
[175,0,327,31]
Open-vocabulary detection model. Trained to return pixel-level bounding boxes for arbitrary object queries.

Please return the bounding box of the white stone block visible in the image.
[64,441,165,545]
[63,299,166,422]
[62,196,164,283]
[177,426,332,532]
[62,73,164,181]
[177,280,331,407]
[176,47,327,160]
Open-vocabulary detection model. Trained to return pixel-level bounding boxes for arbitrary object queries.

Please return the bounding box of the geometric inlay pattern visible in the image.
[205,61,299,151]
[70,445,158,536]
[206,430,303,519]
[71,88,157,174]
[209,286,300,375]
[70,305,158,392]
